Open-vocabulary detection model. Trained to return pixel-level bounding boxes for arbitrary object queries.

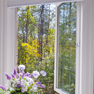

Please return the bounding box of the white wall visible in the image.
[0,0,17,86]
[78,0,94,94]
[0,0,8,86]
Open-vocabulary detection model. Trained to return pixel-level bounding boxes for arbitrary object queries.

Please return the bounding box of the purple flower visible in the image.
[36,82,41,84]
[36,82,45,88]
[25,72,29,76]
[29,73,33,78]
[21,72,25,78]
[5,73,11,80]
[16,84,21,88]
[33,71,40,79]
[39,84,45,88]
[17,73,19,78]
[0,85,6,91]
[19,70,21,73]
[11,73,15,78]
[40,70,46,76]
[14,68,17,75]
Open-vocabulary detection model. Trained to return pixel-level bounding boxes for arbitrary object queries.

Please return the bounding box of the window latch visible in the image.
[77,43,80,47]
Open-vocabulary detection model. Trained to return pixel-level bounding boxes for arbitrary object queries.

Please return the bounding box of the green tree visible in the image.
[58,2,76,94]
[18,4,56,94]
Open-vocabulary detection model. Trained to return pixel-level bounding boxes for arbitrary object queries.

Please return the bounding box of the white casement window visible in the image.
[54,2,78,94]
[0,0,94,94]
[54,1,94,94]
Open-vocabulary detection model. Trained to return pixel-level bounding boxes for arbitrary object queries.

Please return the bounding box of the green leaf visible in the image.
[0,88,3,92]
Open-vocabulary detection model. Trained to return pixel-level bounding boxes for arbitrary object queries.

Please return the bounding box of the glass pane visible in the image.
[58,2,76,94]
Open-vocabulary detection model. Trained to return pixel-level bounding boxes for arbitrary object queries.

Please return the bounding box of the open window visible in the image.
[1,0,94,93]
[54,2,78,94]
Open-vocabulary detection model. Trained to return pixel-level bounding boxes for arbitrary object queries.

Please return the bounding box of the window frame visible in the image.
[54,2,80,94]
[1,0,94,93]
[7,1,84,94]
[8,0,84,7]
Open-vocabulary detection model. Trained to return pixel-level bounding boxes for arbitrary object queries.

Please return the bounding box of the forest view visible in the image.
[17,2,76,94]
[58,2,76,94]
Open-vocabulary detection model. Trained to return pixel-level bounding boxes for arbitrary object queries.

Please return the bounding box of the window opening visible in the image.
[17,4,59,94]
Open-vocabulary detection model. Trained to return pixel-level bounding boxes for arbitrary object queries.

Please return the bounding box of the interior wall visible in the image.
[0,0,17,86]
[0,0,8,86]
[79,0,94,94]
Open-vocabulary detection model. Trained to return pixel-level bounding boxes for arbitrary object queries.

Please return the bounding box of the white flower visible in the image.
[26,82,30,87]
[32,84,37,90]
[33,71,40,79]
[9,87,14,91]
[18,65,25,71]
[15,78,20,84]
[19,73,23,76]
[21,86,27,93]
[26,77,34,84]
[40,70,46,76]
[30,84,38,92]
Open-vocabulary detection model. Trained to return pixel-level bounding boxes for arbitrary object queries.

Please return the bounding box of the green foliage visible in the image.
[18,5,55,94]
[58,2,76,94]
[18,2,76,94]
[0,88,3,94]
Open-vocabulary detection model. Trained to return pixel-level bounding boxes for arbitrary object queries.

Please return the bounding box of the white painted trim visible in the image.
[75,2,82,94]
[8,0,84,7]
[79,0,94,93]
[0,0,8,86]
[0,0,18,86]
[76,0,94,94]
[54,3,59,90]
[7,8,18,71]
[54,88,69,94]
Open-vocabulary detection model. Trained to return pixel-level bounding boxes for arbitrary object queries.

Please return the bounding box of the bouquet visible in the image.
[0,65,46,94]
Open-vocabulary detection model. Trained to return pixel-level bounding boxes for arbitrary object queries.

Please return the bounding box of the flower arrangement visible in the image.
[0,65,46,94]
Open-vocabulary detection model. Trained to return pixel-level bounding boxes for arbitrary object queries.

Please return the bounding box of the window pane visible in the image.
[58,2,76,94]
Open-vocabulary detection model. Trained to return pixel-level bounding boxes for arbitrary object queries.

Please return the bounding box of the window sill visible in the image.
[54,88,69,94]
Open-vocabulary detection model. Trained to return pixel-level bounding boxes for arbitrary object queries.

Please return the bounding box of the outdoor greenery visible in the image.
[18,5,55,94]
[17,2,76,94]
[58,2,76,94]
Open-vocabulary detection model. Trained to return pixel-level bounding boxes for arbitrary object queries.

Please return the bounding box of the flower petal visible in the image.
[11,73,15,78]
[40,70,46,76]
[14,68,17,75]
[0,85,6,91]
[5,73,11,80]
[33,71,40,79]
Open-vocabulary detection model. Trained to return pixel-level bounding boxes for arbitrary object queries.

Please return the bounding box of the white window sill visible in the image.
[54,88,69,94]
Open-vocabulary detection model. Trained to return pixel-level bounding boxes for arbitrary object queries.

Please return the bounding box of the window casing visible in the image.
[5,0,94,94]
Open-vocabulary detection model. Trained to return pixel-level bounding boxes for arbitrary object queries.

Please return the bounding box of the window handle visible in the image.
[77,43,80,47]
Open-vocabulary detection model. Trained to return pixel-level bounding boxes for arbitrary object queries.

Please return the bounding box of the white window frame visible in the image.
[8,0,83,7]
[9,1,82,94]
[54,2,80,94]
[4,0,93,94]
